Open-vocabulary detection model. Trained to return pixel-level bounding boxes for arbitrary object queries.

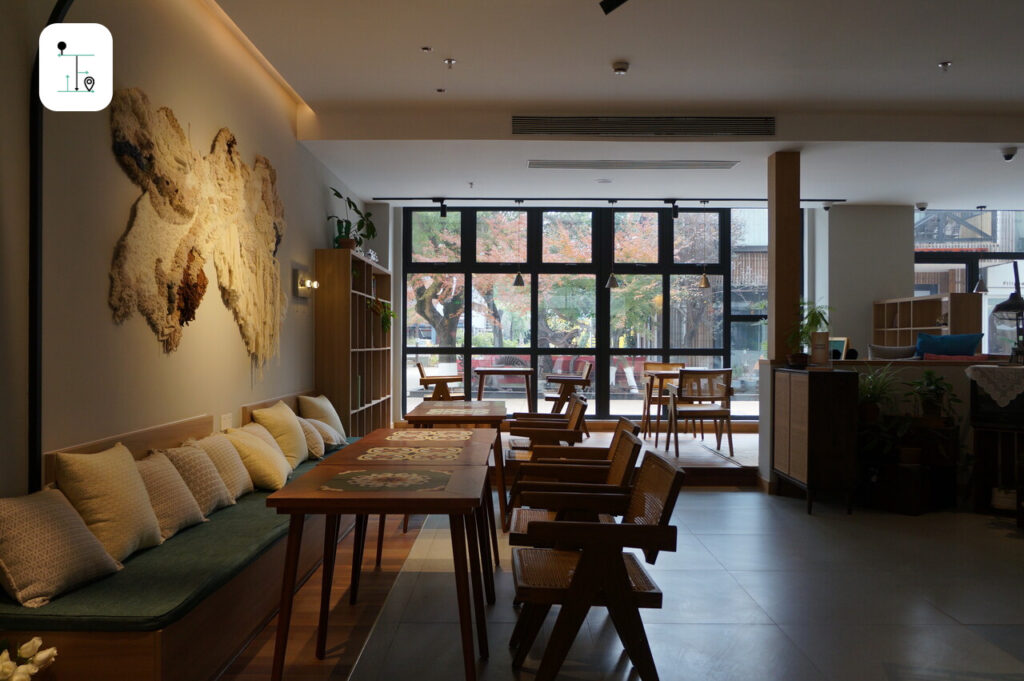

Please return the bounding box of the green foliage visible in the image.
[367,298,396,334]
[903,370,961,419]
[328,187,377,247]
[858,363,901,409]
[786,300,830,353]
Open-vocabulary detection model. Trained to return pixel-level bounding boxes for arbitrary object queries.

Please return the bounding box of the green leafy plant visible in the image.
[328,187,377,247]
[786,300,831,353]
[858,363,901,410]
[367,298,397,334]
[904,370,961,419]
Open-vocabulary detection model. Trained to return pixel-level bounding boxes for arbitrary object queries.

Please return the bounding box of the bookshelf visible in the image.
[871,292,982,346]
[314,248,392,436]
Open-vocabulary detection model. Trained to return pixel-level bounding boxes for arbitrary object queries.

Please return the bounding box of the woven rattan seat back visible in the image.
[605,430,643,486]
[624,453,685,563]
[606,417,641,460]
[676,368,732,405]
[564,394,588,431]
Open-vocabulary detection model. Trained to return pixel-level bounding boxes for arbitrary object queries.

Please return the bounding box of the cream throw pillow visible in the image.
[296,417,326,458]
[0,489,120,607]
[159,445,234,515]
[225,428,292,490]
[188,434,254,499]
[55,443,162,562]
[136,452,206,540]
[306,418,343,446]
[298,395,347,439]
[253,401,308,468]
[241,422,284,454]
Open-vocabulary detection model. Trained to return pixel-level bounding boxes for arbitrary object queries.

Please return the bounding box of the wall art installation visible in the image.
[108,87,286,367]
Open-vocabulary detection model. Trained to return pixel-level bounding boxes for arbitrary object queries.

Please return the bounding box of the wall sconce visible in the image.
[293,268,318,298]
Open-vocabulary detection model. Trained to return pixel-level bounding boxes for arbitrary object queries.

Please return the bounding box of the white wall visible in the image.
[825,204,915,354]
[1,0,362,493]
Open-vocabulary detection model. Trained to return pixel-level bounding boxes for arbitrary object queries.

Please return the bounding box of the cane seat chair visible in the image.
[640,362,684,447]
[666,368,734,457]
[415,362,465,401]
[506,393,588,457]
[508,453,685,681]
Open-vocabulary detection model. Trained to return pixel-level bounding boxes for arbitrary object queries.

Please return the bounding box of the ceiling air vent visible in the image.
[527,160,738,170]
[512,115,775,137]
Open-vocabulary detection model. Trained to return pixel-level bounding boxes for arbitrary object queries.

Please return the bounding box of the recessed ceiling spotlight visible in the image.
[977,205,987,211]
[435,88,446,94]
[938,60,952,72]
[420,46,433,53]
[596,178,612,184]
[443,57,457,69]
[612,60,629,75]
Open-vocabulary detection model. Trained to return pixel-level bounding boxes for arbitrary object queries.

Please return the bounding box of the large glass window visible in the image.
[403,206,760,418]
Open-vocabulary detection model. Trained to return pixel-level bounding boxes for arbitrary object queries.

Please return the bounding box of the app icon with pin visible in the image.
[39,23,112,112]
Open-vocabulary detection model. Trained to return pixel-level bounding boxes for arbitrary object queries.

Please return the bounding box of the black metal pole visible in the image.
[29,0,75,492]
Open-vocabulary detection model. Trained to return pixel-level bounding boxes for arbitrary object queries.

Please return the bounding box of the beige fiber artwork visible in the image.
[107,87,286,367]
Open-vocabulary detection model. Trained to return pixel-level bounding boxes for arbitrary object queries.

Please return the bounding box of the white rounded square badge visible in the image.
[39,23,113,112]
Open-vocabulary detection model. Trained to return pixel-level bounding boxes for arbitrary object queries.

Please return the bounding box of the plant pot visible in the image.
[335,238,356,249]
[787,352,809,369]
[809,331,831,365]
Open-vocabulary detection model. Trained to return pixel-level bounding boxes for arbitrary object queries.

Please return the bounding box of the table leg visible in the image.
[483,476,499,566]
[654,378,665,447]
[464,511,490,659]
[448,514,479,681]
[316,514,341,659]
[375,513,386,567]
[350,513,368,605]
[473,498,495,603]
[492,428,509,531]
[526,374,535,413]
[271,513,305,681]
[477,373,485,401]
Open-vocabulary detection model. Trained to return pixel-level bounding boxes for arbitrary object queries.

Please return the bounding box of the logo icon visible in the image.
[39,23,113,112]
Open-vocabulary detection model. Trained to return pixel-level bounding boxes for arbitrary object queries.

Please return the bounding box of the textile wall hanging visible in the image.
[107,87,286,367]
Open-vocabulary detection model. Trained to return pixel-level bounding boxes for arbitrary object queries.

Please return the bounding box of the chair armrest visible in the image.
[531,458,611,467]
[524,521,677,552]
[544,375,588,385]
[419,375,463,385]
[509,426,577,439]
[520,489,630,514]
[511,411,569,420]
[516,464,609,484]
[531,445,609,460]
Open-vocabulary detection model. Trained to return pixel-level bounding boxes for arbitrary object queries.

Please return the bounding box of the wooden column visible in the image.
[767,152,802,361]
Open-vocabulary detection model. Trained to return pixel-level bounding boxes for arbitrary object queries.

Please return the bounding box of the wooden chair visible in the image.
[639,361,684,447]
[666,368,734,457]
[542,360,592,429]
[415,361,464,401]
[506,394,588,456]
[508,427,643,540]
[508,453,685,680]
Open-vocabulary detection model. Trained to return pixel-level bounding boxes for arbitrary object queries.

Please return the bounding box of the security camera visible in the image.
[916,202,928,212]
[1003,147,1018,162]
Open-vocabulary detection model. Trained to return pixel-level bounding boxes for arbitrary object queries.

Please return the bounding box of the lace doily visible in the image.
[965,365,1024,407]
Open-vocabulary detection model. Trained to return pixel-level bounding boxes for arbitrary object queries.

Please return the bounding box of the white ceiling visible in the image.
[217,0,1024,209]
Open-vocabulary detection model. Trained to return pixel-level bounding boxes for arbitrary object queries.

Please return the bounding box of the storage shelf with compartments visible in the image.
[314,248,392,435]
[871,292,981,347]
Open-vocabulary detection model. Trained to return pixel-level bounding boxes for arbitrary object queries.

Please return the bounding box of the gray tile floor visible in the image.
[350,492,1024,681]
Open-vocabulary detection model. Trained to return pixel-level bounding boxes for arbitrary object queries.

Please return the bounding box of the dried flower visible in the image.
[0,650,16,680]
[9,665,36,681]
[14,640,39,662]
[29,648,55,671]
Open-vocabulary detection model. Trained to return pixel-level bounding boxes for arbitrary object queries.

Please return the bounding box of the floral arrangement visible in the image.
[0,638,57,680]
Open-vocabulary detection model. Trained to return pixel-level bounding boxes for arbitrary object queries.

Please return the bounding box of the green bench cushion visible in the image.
[0,438,358,632]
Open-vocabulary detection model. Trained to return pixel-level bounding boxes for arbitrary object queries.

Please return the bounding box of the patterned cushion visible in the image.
[158,445,234,516]
[224,428,292,490]
[306,418,343,446]
[297,417,326,458]
[56,443,162,562]
[187,434,254,500]
[252,401,308,469]
[135,452,206,540]
[298,395,347,439]
[241,422,284,454]
[0,489,120,607]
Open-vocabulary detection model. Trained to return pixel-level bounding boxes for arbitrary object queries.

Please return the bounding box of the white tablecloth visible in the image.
[965,365,1024,407]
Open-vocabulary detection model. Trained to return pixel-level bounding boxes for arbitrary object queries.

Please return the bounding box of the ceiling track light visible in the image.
[433,197,448,218]
[513,271,525,287]
[938,60,952,72]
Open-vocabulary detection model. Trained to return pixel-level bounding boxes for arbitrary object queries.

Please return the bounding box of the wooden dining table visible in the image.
[474,366,535,412]
[404,400,513,530]
[266,462,491,681]
[643,368,681,447]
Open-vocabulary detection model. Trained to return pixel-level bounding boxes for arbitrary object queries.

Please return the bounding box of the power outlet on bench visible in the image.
[220,412,234,430]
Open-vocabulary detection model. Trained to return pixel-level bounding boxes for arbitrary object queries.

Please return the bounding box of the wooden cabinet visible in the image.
[314,249,392,436]
[773,369,858,512]
[872,293,981,346]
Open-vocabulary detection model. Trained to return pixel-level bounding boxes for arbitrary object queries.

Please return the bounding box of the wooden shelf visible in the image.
[871,293,981,347]
[314,249,392,436]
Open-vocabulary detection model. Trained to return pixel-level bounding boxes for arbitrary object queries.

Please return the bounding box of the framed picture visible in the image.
[829,337,849,360]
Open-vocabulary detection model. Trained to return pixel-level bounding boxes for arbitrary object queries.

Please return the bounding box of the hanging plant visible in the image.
[367,298,397,334]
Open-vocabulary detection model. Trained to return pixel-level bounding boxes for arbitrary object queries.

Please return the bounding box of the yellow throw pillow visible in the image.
[253,401,308,468]
[158,445,235,516]
[188,434,254,500]
[298,394,347,439]
[296,417,325,458]
[135,452,206,540]
[306,418,343,446]
[225,428,292,490]
[0,489,120,607]
[241,422,284,454]
[55,443,162,562]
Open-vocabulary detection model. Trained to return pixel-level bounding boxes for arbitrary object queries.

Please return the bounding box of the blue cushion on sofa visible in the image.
[916,332,983,357]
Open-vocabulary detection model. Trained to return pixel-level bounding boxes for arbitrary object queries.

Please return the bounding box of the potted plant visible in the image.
[858,363,901,423]
[904,370,961,423]
[328,187,377,248]
[785,300,831,369]
[367,298,397,334]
